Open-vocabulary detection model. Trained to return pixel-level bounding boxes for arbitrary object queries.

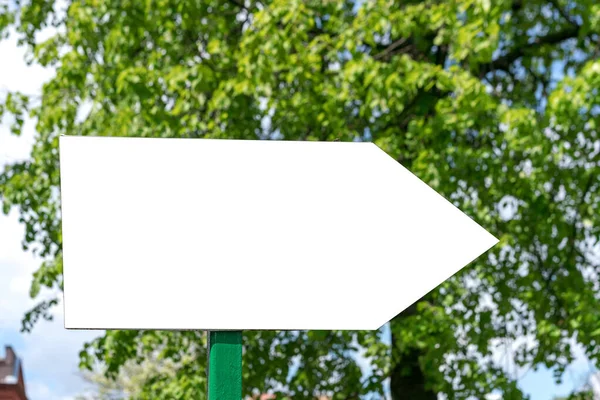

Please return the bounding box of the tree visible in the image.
[554,390,596,400]
[74,350,182,400]
[1,0,599,399]
[554,371,600,400]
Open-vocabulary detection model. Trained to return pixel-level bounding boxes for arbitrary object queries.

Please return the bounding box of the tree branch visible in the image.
[373,37,409,60]
[478,25,580,78]
[548,0,578,27]
[566,172,595,267]
[511,0,523,12]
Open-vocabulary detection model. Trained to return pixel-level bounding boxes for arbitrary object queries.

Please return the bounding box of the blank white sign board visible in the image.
[59,136,497,330]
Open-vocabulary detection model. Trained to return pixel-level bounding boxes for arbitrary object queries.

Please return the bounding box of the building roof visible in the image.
[0,346,27,400]
[0,346,19,384]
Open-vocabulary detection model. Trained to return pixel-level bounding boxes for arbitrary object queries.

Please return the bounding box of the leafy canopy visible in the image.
[1,0,600,399]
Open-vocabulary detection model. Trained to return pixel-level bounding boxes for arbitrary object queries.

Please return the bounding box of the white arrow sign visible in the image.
[59,136,497,331]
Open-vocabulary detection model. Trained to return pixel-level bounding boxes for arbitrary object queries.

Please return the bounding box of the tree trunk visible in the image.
[389,303,437,400]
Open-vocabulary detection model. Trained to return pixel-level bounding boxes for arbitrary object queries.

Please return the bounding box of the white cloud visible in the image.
[0,115,37,163]
[8,273,31,296]
[0,32,54,96]
[0,32,49,165]
[26,381,54,399]
[0,210,41,326]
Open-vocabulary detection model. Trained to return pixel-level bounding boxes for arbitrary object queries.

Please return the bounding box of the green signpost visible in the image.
[208,331,243,400]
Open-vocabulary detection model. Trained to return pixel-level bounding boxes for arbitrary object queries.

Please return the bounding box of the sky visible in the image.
[0,9,598,400]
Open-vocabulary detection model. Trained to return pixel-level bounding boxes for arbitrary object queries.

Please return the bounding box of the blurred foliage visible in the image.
[74,350,182,400]
[554,389,596,400]
[1,0,600,399]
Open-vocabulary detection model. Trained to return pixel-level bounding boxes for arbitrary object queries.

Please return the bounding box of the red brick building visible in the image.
[0,346,27,400]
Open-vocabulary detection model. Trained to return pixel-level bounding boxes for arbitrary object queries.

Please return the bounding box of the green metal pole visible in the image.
[207,331,242,400]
